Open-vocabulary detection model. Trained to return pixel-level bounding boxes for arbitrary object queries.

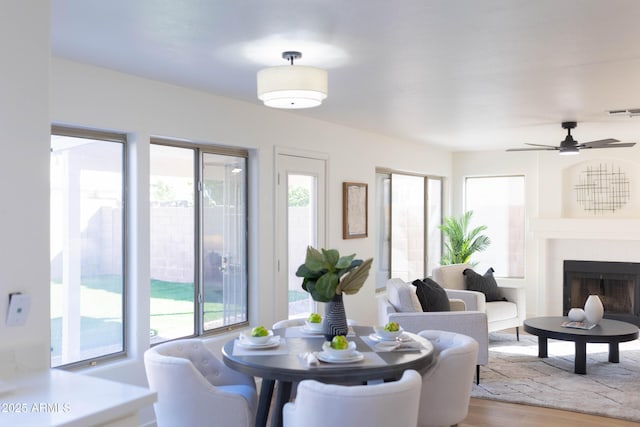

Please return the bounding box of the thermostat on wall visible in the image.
[6,292,30,327]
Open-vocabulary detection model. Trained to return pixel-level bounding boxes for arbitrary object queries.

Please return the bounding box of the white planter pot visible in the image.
[584,295,604,325]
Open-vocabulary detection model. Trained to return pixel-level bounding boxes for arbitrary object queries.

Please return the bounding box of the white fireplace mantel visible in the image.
[532,217,640,317]
[531,218,640,241]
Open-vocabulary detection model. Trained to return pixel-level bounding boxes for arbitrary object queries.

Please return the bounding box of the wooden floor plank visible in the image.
[462,397,639,426]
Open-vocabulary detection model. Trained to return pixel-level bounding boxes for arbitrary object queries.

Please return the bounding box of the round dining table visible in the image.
[222,325,436,427]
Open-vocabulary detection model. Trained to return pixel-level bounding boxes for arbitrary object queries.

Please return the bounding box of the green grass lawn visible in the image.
[51,276,308,361]
[51,276,234,359]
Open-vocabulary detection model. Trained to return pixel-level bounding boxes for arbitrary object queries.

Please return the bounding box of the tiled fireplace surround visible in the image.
[532,218,640,318]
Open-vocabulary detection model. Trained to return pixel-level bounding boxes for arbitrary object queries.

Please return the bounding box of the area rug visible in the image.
[471,332,640,422]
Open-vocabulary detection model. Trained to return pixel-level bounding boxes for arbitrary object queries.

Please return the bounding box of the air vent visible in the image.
[608,108,640,117]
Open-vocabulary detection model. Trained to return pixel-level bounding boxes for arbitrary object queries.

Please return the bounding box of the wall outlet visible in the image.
[6,293,30,327]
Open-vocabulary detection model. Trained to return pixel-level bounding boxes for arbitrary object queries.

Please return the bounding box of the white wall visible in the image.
[453,146,640,317]
[0,2,51,377]
[48,57,452,394]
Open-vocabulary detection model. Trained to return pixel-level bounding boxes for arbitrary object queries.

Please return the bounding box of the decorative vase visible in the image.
[584,295,604,324]
[568,308,585,322]
[323,293,349,341]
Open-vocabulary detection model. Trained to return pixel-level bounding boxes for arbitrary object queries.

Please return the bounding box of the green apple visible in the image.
[384,321,399,332]
[251,326,269,337]
[307,313,322,323]
[331,335,349,350]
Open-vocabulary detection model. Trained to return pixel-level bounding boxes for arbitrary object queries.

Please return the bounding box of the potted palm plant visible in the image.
[439,210,490,266]
[296,246,373,340]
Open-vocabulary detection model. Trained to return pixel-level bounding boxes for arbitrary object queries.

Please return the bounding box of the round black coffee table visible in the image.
[523,316,639,374]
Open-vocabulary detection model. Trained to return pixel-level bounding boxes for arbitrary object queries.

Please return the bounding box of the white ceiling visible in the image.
[51,0,640,152]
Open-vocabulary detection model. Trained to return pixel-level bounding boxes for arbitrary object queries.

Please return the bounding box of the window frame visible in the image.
[150,138,250,343]
[50,124,128,369]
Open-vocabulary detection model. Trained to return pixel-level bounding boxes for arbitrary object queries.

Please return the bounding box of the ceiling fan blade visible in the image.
[580,142,636,149]
[506,146,558,152]
[524,143,559,148]
[579,138,620,148]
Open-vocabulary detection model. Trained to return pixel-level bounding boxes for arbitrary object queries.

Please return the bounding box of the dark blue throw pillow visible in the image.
[462,267,506,302]
[411,278,450,312]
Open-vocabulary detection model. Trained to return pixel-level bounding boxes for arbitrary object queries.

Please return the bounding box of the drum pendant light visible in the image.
[257,51,328,109]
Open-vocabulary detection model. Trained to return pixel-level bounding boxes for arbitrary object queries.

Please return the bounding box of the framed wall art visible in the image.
[342,182,368,239]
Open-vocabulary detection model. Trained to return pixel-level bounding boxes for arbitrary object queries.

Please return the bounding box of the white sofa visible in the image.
[432,263,526,339]
[377,278,489,383]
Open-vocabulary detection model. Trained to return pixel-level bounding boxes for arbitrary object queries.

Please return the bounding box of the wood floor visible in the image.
[462,398,639,427]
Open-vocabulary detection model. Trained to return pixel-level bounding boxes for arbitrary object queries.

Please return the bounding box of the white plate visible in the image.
[300,325,324,335]
[322,341,357,359]
[240,329,274,344]
[304,320,324,331]
[317,350,364,364]
[237,336,281,349]
[373,325,405,340]
[368,333,412,343]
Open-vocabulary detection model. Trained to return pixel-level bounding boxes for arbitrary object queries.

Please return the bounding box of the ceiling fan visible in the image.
[506,121,636,155]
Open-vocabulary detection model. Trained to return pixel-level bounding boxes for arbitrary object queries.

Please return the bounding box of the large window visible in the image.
[465,175,525,278]
[150,141,248,344]
[50,126,126,367]
[376,171,443,289]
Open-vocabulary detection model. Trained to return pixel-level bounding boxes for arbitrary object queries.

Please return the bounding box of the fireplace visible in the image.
[563,260,640,326]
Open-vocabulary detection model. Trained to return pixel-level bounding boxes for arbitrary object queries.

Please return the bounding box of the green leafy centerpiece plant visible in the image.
[296,246,373,340]
[296,246,373,302]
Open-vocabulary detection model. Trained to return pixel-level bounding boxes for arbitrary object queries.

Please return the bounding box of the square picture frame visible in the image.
[343,182,368,239]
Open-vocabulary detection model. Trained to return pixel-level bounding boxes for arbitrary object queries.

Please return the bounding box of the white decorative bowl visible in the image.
[322,340,356,359]
[304,319,323,331]
[373,325,404,340]
[568,308,585,322]
[241,329,274,344]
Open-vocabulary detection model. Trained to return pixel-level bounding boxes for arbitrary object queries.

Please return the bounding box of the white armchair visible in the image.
[283,369,422,427]
[417,330,479,427]
[144,338,257,427]
[377,278,488,384]
[433,264,526,339]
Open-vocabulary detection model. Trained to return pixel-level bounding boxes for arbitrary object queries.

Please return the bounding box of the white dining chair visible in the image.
[282,369,422,427]
[272,318,305,329]
[144,338,257,427]
[416,330,479,427]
